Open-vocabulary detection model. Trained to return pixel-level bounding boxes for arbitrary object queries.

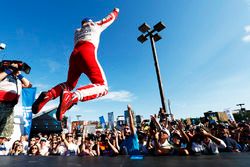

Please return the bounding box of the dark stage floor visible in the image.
[0,153,249,167]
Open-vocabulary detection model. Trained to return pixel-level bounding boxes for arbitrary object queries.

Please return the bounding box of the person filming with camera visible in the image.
[0,62,32,139]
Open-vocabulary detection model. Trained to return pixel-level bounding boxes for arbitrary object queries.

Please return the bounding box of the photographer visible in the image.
[0,62,32,139]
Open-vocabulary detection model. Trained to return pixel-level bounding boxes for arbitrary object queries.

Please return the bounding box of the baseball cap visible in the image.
[40,137,47,142]
[161,129,170,136]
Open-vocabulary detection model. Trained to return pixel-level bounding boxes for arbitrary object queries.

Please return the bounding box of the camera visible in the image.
[88,133,96,141]
[149,120,156,130]
[171,121,177,126]
[100,134,107,142]
[195,126,201,133]
[0,60,31,74]
[158,111,169,122]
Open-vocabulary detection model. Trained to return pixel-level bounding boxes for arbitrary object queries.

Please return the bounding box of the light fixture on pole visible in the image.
[76,115,82,121]
[137,21,168,114]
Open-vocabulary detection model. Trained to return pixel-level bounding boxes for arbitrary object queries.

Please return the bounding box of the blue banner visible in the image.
[124,110,129,125]
[108,112,114,129]
[22,87,36,136]
[99,116,106,129]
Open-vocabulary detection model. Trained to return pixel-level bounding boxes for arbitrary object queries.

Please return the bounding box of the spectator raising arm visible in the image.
[127,104,136,135]
[177,120,190,143]
[201,128,227,149]
[151,115,163,131]
[107,138,119,155]
[113,129,120,152]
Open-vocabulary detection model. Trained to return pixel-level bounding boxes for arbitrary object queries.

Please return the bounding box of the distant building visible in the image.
[204,111,229,123]
[135,115,143,127]
[233,108,250,122]
[116,115,125,130]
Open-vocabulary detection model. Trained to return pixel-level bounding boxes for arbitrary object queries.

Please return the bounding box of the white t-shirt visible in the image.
[192,139,226,154]
[40,146,49,156]
[64,143,78,156]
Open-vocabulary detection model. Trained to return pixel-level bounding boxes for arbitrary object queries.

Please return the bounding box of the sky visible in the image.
[1,0,250,121]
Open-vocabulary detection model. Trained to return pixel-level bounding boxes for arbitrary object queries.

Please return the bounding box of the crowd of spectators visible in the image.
[0,105,249,156]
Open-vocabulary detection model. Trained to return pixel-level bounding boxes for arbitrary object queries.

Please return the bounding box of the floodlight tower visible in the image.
[76,115,82,121]
[137,22,168,114]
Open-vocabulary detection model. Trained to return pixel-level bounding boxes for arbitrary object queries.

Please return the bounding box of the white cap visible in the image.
[161,128,170,136]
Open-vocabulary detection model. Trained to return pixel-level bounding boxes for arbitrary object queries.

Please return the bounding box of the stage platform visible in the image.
[0,153,249,167]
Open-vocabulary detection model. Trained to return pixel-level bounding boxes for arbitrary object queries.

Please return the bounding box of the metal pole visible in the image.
[149,34,167,114]
[168,99,172,115]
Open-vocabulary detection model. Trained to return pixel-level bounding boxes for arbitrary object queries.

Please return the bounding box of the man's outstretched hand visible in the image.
[114,8,119,12]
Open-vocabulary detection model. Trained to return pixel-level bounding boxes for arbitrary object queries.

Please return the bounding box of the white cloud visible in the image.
[99,90,135,102]
[242,25,250,43]
[33,83,51,91]
[40,59,61,73]
[47,60,61,73]
[245,25,250,33]
[242,35,250,42]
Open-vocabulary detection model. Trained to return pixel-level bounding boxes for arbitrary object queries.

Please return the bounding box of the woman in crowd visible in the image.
[170,121,190,155]
[98,132,119,156]
[8,140,25,156]
[20,135,29,154]
[39,138,49,156]
[62,133,79,156]
[28,144,40,156]
[8,140,20,155]
[48,140,61,156]
[79,135,99,156]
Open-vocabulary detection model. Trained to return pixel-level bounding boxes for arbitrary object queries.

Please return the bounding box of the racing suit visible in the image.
[48,8,119,102]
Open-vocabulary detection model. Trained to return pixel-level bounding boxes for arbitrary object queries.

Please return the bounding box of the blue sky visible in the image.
[1,0,250,121]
